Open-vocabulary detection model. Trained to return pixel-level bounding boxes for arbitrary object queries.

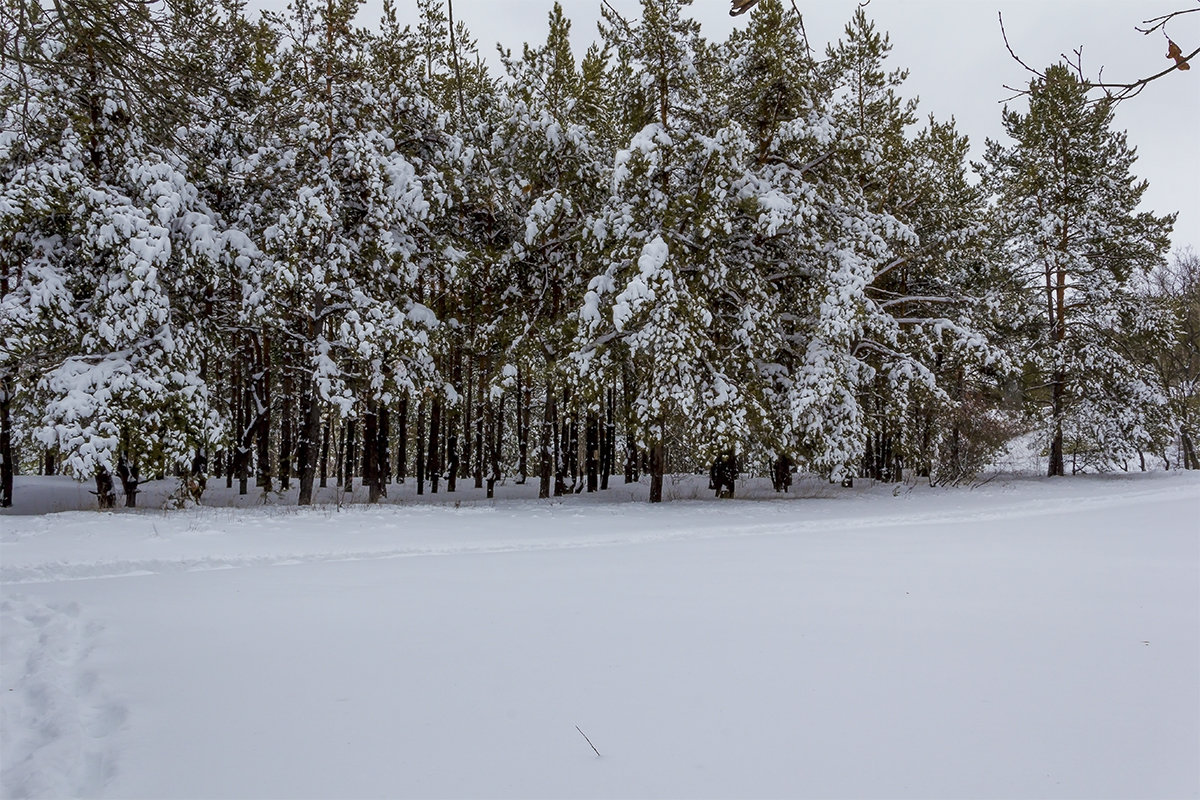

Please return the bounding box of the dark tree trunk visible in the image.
[396,396,408,483]
[0,377,12,508]
[278,362,292,491]
[474,361,485,489]
[365,402,389,503]
[622,363,637,483]
[427,398,441,494]
[565,393,579,492]
[296,377,321,505]
[343,418,356,493]
[235,350,251,496]
[586,412,599,492]
[363,403,378,501]
[447,431,459,492]
[484,397,496,499]
[517,369,530,484]
[1048,400,1065,478]
[473,395,485,490]
[553,399,565,498]
[448,357,461,492]
[1180,429,1197,470]
[539,379,553,499]
[416,399,426,495]
[319,416,330,488]
[375,405,390,496]
[601,386,615,490]
[335,422,345,489]
[649,425,664,504]
[255,332,272,491]
[95,467,116,509]
[865,425,879,481]
[461,357,472,482]
[44,447,57,477]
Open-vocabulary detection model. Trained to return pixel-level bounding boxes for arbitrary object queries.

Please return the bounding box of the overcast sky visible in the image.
[262,0,1200,254]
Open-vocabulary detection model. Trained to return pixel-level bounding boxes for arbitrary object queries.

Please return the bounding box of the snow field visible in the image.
[2,472,1198,798]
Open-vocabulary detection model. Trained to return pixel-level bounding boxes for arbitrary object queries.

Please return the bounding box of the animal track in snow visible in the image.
[0,596,126,798]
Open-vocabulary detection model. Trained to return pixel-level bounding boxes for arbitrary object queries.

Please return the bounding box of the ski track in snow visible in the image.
[0,596,127,799]
[2,478,1193,586]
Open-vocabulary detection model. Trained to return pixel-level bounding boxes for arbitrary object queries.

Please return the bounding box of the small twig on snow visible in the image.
[576,725,602,757]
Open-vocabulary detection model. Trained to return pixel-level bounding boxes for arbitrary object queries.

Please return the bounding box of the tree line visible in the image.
[1,0,1196,508]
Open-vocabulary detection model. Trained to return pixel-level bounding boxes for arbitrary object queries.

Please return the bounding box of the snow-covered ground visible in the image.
[2,472,1198,798]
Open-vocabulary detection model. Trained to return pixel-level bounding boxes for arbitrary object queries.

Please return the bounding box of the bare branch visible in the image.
[999,6,1198,103]
[1136,7,1200,35]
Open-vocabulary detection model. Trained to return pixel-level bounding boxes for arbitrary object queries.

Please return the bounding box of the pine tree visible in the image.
[2,0,226,507]
[262,0,438,504]
[981,64,1175,475]
[575,0,784,501]
[492,3,611,497]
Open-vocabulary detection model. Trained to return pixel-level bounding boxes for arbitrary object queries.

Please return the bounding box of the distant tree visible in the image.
[1142,248,1200,468]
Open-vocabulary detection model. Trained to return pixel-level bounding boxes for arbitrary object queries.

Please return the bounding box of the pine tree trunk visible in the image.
[586,412,599,492]
[516,368,529,484]
[296,377,321,505]
[539,379,553,499]
[255,332,272,491]
[553,398,566,497]
[363,403,378,502]
[416,399,426,495]
[376,405,390,493]
[428,398,441,494]
[485,397,498,499]
[649,424,664,504]
[474,362,485,489]
[236,348,251,496]
[601,386,615,490]
[397,396,408,483]
[473,400,485,489]
[44,447,57,477]
[1180,429,1197,470]
[862,433,875,482]
[622,363,637,483]
[278,362,292,491]
[364,402,389,503]
[1049,372,1065,477]
[461,357,472,482]
[335,422,345,489]
[447,430,459,493]
[0,375,13,508]
[448,357,461,492]
[343,419,356,492]
[319,417,330,488]
[566,394,579,492]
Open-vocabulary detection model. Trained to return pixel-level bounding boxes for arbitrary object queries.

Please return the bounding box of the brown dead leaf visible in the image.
[1167,39,1191,71]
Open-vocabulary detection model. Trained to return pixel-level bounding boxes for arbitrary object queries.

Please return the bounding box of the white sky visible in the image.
[261,0,1200,253]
